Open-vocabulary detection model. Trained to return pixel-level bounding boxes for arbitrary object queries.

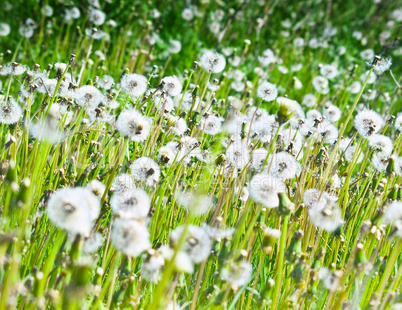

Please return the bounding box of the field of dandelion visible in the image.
[0,0,401,309]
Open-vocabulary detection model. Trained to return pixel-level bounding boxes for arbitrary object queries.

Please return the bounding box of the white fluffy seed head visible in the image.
[116,109,151,142]
[368,134,393,157]
[226,138,250,170]
[131,157,160,187]
[199,114,224,135]
[257,82,278,102]
[74,85,103,107]
[266,151,301,180]
[354,109,384,137]
[323,103,341,122]
[161,76,182,96]
[0,98,22,124]
[111,218,151,257]
[249,173,285,208]
[200,50,226,73]
[47,187,100,236]
[110,188,151,219]
[120,73,148,98]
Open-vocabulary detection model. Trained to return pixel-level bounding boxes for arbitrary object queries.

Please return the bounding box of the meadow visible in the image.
[0,0,401,309]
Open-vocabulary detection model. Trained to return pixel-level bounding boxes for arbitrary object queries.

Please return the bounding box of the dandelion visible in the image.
[112,173,136,194]
[83,232,104,254]
[142,251,165,283]
[226,138,250,170]
[0,23,11,36]
[276,97,305,120]
[120,73,148,98]
[199,114,224,135]
[347,81,362,94]
[318,267,342,292]
[165,115,187,136]
[354,109,384,137]
[116,109,152,142]
[182,8,194,20]
[373,57,392,75]
[41,5,53,17]
[312,76,329,93]
[158,143,178,165]
[385,201,402,236]
[302,94,317,107]
[86,179,106,200]
[257,82,278,102]
[267,152,301,180]
[344,145,364,164]
[47,187,100,236]
[168,39,182,54]
[0,98,22,124]
[360,70,377,84]
[249,173,285,208]
[174,91,200,111]
[200,51,226,73]
[0,62,28,76]
[158,77,181,98]
[368,134,393,157]
[361,49,375,61]
[111,218,151,257]
[323,103,341,122]
[74,85,103,107]
[320,64,338,79]
[251,148,268,171]
[89,9,106,26]
[19,24,34,38]
[307,109,322,119]
[258,48,276,66]
[97,75,114,89]
[221,260,252,290]
[131,157,161,187]
[170,225,212,263]
[110,188,151,219]
[176,191,213,215]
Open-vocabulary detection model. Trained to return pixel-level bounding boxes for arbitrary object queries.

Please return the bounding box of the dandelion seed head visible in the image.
[221,260,252,289]
[249,173,285,208]
[75,85,103,107]
[131,157,160,187]
[89,8,106,26]
[98,75,114,89]
[112,173,136,194]
[0,23,11,36]
[199,114,224,135]
[251,148,269,171]
[116,109,152,142]
[111,218,151,257]
[368,134,393,157]
[257,82,278,102]
[110,188,151,219]
[267,151,301,180]
[323,103,341,122]
[121,73,148,98]
[0,98,22,124]
[200,51,226,73]
[161,76,182,96]
[47,187,100,236]
[354,109,384,137]
[226,138,250,170]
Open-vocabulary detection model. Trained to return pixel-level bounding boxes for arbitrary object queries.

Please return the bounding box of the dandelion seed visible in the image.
[171,225,212,263]
[47,187,100,236]
[200,51,226,73]
[97,75,114,89]
[385,201,402,236]
[0,62,28,76]
[110,188,151,219]
[116,109,152,142]
[267,152,301,180]
[161,76,182,96]
[111,218,151,257]
[131,157,160,187]
[221,260,252,290]
[112,173,136,194]
[320,64,338,79]
[120,73,148,98]
[166,115,188,136]
[368,134,393,157]
[312,76,329,93]
[0,23,11,36]
[176,191,213,215]
[354,109,384,137]
[251,148,269,171]
[75,85,103,107]
[257,82,278,102]
[323,103,341,122]
[226,138,250,170]
[0,98,22,124]
[89,8,106,25]
[86,179,106,200]
[199,114,224,135]
[249,173,285,208]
